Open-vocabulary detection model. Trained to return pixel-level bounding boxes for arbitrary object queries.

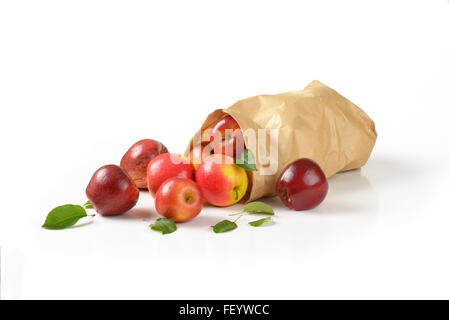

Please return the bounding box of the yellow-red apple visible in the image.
[195,154,248,207]
[189,142,213,169]
[155,177,203,222]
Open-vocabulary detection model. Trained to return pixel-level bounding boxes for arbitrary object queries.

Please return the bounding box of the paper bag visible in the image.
[185,80,377,202]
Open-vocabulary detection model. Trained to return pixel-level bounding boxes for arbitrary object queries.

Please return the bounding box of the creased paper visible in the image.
[186,80,377,202]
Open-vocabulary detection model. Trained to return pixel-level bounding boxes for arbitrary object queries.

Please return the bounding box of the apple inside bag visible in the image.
[185,80,377,203]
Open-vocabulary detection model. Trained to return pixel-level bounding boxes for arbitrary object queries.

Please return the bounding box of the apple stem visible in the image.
[233,187,239,201]
[87,214,96,217]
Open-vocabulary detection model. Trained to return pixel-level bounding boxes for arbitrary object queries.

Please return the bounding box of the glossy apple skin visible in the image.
[155,177,203,222]
[146,153,195,196]
[120,139,168,189]
[195,154,248,207]
[212,130,245,158]
[86,164,139,216]
[276,158,328,211]
[189,142,213,169]
[210,115,244,158]
[210,115,241,138]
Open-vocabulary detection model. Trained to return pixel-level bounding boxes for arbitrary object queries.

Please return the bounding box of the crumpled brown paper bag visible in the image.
[185,80,377,202]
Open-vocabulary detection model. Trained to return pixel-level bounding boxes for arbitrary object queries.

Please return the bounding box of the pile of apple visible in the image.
[85,115,328,223]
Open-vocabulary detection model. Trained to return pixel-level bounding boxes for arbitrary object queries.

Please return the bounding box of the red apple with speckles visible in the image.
[210,115,245,158]
[276,158,328,211]
[188,142,213,169]
[155,177,203,222]
[120,139,168,189]
[146,153,195,197]
[86,164,139,216]
[195,154,248,207]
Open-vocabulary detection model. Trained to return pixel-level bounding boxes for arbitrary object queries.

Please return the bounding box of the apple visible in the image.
[212,130,245,159]
[210,115,241,139]
[210,115,245,158]
[188,142,213,169]
[85,164,139,216]
[195,154,248,207]
[146,153,195,196]
[155,177,203,222]
[276,158,328,210]
[120,139,168,189]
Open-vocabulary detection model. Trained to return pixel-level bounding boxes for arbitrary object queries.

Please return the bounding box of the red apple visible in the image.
[210,115,245,158]
[155,177,203,222]
[86,164,139,216]
[188,142,213,169]
[212,129,245,159]
[276,158,328,210]
[210,115,241,139]
[195,154,248,207]
[120,139,168,189]
[146,153,195,196]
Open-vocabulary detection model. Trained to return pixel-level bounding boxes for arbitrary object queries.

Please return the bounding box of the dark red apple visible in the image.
[146,153,195,196]
[276,158,328,210]
[155,177,203,222]
[86,164,139,216]
[210,115,245,158]
[120,139,168,189]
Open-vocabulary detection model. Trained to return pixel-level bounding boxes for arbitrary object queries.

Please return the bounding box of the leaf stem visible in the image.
[233,214,243,223]
[83,200,94,209]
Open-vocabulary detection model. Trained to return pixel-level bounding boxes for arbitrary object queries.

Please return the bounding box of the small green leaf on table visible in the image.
[243,201,274,215]
[42,204,88,230]
[150,218,177,235]
[249,216,272,227]
[211,219,238,233]
[234,149,257,171]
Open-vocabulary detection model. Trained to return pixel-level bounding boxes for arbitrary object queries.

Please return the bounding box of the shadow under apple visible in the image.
[114,207,156,220]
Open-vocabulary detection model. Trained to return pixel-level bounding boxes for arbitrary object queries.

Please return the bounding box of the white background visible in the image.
[1,0,448,299]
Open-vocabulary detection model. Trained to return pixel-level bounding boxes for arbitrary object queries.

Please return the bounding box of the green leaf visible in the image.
[234,149,257,171]
[150,218,177,235]
[243,201,274,215]
[248,216,272,227]
[42,204,88,229]
[83,200,94,209]
[211,219,238,233]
